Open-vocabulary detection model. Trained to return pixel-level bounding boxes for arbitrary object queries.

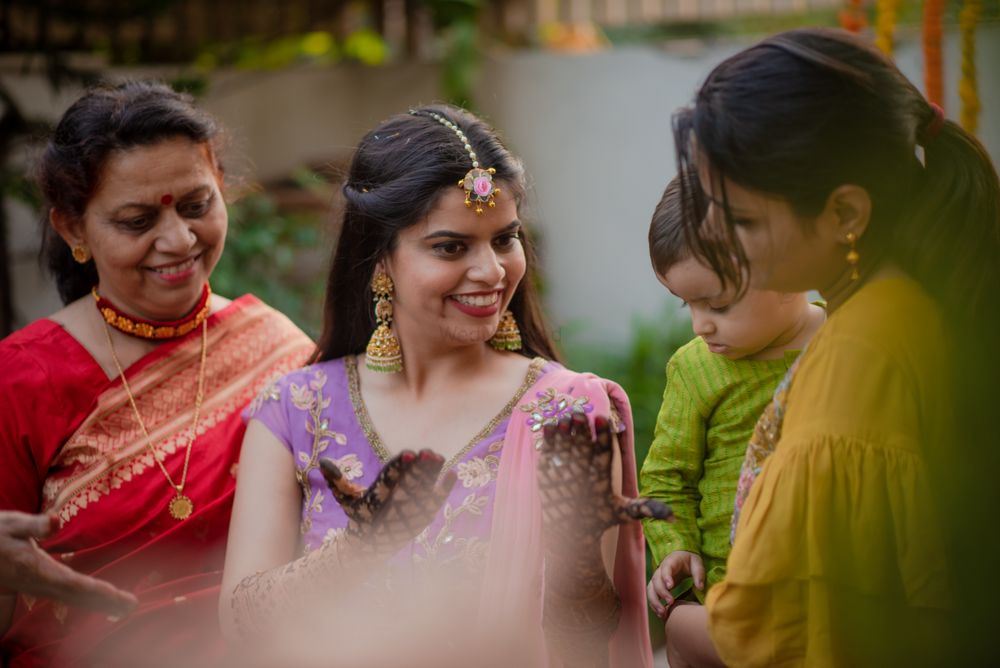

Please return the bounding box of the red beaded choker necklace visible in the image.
[92,283,211,340]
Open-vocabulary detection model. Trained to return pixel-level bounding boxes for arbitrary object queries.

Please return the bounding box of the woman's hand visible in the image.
[0,511,137,616]
[538,412,673,555]
[537,412,673,666]
[647,550,705,618]
[226,450,456,640]
[320,449,457,558]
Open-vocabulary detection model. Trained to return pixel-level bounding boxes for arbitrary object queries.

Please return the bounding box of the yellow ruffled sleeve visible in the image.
[707,286,954,667]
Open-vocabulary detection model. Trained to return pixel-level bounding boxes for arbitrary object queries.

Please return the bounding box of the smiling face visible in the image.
[658,255,804,360]
[58,137,227,320]
[383,185,526,354]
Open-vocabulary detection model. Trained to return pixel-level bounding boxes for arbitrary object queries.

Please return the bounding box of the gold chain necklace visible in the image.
[101,317,208,520]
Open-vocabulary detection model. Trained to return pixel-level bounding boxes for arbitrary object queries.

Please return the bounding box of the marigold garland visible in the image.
[874,0,900,56]
[923,0,945,107]
[839,0,867,33]
[959,0,982,133]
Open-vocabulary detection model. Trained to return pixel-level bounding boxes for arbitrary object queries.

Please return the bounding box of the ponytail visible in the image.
[912,118,1000,667]
[898,119,1000,322]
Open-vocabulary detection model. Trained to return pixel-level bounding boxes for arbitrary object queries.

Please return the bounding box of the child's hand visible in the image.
[646,550,705,618]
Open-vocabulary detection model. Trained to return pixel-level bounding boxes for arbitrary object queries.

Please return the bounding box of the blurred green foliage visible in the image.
[1,171,40,210]
[425,0,484,107]
[562,306,694,467]
[212,179,329,339]
[192,28,388,72]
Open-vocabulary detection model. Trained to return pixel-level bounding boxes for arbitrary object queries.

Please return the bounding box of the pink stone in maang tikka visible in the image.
[474,176,492,197]
[463,168,495,202]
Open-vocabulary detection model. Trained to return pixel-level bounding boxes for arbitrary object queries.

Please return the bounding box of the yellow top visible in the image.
[706,275,954,667]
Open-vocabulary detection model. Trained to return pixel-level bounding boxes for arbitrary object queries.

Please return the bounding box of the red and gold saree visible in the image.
[0,295,313,667]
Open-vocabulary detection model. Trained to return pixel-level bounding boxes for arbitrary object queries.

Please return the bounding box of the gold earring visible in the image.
[490,310,522,352]
[365,271,403,373]
[71,245,91,264]
[845,232,860,281]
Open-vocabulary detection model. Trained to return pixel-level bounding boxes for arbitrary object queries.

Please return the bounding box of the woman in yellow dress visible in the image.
[664,28,999,667]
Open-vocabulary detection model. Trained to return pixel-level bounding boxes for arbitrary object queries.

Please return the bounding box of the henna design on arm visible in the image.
[322,449,457,557]
[229,449,456,638]
[538,413,673,666]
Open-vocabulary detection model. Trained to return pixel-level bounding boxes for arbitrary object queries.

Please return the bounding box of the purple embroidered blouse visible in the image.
[243,355,554,578]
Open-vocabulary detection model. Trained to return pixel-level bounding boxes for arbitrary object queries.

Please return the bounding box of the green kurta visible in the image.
[640,336,799,600]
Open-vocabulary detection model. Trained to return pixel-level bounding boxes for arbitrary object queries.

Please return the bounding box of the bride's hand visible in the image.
[538,412,673,554]
[320,450,457,557]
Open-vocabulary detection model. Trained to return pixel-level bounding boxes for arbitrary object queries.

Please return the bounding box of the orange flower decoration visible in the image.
[839,0,867,33]
[923,0,945,107]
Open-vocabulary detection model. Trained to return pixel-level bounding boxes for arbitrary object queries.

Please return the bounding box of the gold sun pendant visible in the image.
[168,494,194,520]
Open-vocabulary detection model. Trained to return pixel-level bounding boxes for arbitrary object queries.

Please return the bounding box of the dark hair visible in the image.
[314,104,561,363]
[648,169,707,276]
[37,80,222,304]
[673,28,1000,322]
[674,28,1000,663]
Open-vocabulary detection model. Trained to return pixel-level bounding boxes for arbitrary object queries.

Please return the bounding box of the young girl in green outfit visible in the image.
[639,174,825,666]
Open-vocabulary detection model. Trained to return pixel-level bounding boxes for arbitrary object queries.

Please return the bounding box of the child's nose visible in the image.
[693,314,716,337]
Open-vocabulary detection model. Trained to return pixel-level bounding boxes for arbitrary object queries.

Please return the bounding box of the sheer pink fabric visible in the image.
[481,367,653,668]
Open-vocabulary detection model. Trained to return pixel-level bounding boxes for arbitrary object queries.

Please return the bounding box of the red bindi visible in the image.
[160,194,174,206]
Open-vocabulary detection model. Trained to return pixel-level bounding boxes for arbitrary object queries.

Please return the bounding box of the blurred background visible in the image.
[5,1,998,448]
[1,0,998,540]
[2,0,998,655]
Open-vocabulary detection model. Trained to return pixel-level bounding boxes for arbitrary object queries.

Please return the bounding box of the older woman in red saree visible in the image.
[0,81,313,667]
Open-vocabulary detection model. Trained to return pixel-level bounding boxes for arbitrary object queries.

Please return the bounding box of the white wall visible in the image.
[481,43,743,345]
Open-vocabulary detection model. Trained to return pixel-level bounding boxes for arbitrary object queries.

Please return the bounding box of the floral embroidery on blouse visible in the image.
[247,377,283,415]
[456,458,493,488]
[449,536,490,574]
[330,453,363,481]
[456,440,502,489]
[519,388,594,449]
[288,369,349,534]
[413,493,490,564]
[302,526,348,555]
[324,527,346,545]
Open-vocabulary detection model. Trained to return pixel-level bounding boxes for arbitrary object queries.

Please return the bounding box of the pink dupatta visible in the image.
[480,365,653,668]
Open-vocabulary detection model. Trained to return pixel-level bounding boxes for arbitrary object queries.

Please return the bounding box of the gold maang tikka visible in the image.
[410,109,501,215]
[366,270,403,373]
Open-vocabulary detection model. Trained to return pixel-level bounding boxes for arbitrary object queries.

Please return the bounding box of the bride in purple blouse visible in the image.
[218,105,670,668]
